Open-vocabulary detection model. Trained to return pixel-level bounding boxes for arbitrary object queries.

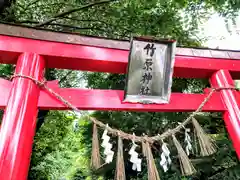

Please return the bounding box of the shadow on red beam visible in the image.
[1,35,240,78]
[0,79,225,112]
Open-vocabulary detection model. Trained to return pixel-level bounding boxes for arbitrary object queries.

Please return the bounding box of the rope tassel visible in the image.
[115,136,126,180]
[142,140,160,180]
[91,123,101,170]
[192,118,217,156]
[172,135,196,176]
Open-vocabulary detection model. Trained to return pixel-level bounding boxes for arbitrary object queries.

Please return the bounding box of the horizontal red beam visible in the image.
[39,89,225,112]
[0,79,225,112]
[1,35,240,78]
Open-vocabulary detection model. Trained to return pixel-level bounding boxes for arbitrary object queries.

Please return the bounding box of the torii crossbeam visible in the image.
[1,23,240,180]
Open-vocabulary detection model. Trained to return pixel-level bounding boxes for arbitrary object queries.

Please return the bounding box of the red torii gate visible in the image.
[0,24,240,180]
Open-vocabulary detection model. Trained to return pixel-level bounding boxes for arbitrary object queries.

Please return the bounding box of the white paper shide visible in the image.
[101,124,114,163]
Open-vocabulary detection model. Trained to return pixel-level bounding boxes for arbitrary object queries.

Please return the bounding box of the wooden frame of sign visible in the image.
[124,36,176,104]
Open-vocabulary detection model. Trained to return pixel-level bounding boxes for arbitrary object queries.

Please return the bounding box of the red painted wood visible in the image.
[210,70,240,159]
[0,79,225,112]
[38,88,225,112]
[0,53,45,180]
[1,35,240,78]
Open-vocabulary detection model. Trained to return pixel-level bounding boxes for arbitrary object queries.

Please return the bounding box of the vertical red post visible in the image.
[0,53,45,180]
[210,70,240,159]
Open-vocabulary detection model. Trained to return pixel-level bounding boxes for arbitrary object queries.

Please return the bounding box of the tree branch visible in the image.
[14,20,123,37]
[15,20,103,30]
[34,0,118,27]
[63,17,132,33]
[58,71,73,85]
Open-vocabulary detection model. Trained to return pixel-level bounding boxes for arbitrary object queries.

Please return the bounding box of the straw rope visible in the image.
[11,74,236,144]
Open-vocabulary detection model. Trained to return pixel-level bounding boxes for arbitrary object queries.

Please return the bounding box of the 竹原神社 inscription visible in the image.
[124,37,176,104]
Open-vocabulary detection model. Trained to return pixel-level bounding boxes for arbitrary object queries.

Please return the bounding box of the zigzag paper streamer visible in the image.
[160,142,171,172]
[184,128,192,156]
[129,143,142,172]
[101,125,114,163]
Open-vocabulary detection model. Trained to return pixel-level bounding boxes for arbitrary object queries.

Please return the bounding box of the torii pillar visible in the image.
[0,53,45,179]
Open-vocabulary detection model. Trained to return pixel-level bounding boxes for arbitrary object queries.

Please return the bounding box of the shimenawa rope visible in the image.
[11,74,236,144]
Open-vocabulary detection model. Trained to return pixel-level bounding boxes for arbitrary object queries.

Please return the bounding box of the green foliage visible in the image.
[29,112,92,180]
